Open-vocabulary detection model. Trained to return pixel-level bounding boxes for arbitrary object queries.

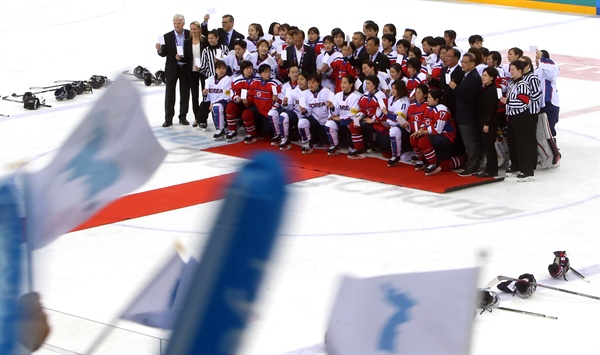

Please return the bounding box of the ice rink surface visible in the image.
[1,0,599,354]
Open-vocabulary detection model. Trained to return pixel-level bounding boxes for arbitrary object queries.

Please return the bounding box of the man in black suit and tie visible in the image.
[350,31,367,71]
[440,47,463,117]
[279,29,316,74]
[364,37,390,72]
[449,53,482,176]
[156,14,190,127]
[202,14,245,51]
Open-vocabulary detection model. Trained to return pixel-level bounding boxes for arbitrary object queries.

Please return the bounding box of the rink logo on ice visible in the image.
[63,120,121,211]
[378,284,416,352]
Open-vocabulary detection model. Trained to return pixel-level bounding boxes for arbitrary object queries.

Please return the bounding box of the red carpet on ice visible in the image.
[205,140,503,194]
[73,140,502,232]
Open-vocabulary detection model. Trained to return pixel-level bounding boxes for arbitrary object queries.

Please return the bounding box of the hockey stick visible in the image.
[497,306,558,319]
[570,267,590,283]
[1,96,52,108]
[12,88,58,97]
[29,84,64,90]
[498,275,599,300]
[0,114,9,117]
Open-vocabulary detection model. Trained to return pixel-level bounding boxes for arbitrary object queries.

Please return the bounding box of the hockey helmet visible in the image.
[22,92,41,110]
[515,273,537,299]
[548,251,570,279]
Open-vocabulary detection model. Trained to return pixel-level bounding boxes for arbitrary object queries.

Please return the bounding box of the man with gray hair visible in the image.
[156,14,190,127]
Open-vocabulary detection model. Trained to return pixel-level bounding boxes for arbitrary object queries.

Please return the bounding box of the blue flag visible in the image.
[166,152,287,355]
[0,177,24,354]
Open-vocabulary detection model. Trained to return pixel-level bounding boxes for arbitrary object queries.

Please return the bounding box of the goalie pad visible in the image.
[536,112,560,168]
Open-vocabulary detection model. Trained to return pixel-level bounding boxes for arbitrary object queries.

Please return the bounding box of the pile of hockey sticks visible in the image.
[2,75,110,110]
[123,66,166,86]
[32,75,111,100]
[477,251,597,320]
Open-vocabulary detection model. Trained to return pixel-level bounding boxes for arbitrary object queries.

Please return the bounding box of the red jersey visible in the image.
[329,56,358,93]
[423,103,456,143]
[358,91,388,132]
[406,101,428,133]
[247,78,281,116]
[231,75,256,103]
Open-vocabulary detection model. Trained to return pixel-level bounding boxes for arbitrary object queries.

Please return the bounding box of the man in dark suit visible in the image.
[280,29,316,74]
[450,53,482,176]
[440,47,464,117]
[202,14,244,51]
[350,31,368,71]
[156,14,190,127]
[363,37,390,72]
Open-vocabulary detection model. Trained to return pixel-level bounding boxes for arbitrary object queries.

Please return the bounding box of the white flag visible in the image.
[326,267,479,354]
[24,75,167,249]
[120,254,199,329]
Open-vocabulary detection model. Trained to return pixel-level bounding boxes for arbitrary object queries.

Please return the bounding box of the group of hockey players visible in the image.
[156,14,562,181]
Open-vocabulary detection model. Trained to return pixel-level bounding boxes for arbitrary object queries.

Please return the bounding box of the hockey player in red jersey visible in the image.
[357,75,388,159]
[327,42,358,93]
[225,60,256,142]
[410,88,457,176]
[241,64,281,144]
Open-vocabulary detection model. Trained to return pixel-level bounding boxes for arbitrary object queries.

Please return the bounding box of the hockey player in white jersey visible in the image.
[324,75,364,157]
[203,60,232,140]
[277,65,306,151]
[297,73,335,154]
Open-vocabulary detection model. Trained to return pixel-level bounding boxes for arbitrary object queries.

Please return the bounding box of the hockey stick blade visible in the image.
[497,306,557,319]
[498,275,599,300]
[482,276,501,289]
[570,268,590,283]
[0,114,9,117]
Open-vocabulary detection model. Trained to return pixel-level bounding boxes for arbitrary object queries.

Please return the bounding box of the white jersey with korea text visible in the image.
[205,75,232,103]
[301,86,335,125]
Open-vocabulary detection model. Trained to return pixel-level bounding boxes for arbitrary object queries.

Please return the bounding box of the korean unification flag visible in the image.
[24,75,167,249]
[120,254,199,329]
[326,268,479,354]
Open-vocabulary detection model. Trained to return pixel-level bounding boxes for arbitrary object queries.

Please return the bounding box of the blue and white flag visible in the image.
[24,75,167,249]
[0,177,24,354]
[120,254,199,329]
[326,268,479,354]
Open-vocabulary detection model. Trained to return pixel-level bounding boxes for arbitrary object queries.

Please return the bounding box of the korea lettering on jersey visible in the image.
[248,78,281,116]
[386,96,410,127]
[331,90,361,126]
[302,87,335,125]
[206,75,233,103]
[424,104,456,143]
[406,101,428,132]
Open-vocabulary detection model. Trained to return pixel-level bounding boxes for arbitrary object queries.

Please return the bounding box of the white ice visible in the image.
[0,1,599,354]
